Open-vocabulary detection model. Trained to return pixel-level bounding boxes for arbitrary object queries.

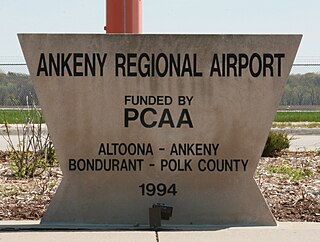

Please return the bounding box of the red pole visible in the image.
[105,0,142,33]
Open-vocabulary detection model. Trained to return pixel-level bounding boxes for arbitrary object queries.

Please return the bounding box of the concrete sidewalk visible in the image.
[0,221,319,242]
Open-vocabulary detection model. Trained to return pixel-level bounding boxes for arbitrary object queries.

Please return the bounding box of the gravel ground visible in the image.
[256,152,320,222]
[0,151,319,222]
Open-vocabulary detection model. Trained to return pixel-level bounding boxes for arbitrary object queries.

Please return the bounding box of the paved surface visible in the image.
[0,221,319,242]
[289,135,320,151]
[0,124,48,151]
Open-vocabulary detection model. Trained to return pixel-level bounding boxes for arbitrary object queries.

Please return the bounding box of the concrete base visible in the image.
[0,221,319,242]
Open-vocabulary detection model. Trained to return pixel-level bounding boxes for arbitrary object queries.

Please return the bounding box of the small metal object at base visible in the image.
[149,203,173,229]
[149,207,162,229]
[153,203,173,220]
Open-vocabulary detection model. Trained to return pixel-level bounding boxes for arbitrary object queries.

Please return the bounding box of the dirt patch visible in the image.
[256,152,320,222]
[0,151,62,220]
[0,151,319,222]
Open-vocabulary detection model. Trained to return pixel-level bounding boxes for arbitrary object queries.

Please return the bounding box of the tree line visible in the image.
[0,71,320,106]
[0,72,38,106]
[281,72,320,105]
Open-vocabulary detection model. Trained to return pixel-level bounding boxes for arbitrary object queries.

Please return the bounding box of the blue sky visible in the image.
[0,0,320,62]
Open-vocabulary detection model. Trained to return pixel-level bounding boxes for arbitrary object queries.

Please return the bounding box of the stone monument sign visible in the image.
[19,34,301,226]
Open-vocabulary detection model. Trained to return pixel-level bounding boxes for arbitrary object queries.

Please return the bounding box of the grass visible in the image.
[1,109,320,124]
[275,112,320,122]
[0,109,45,124]
[267,163,314,181]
